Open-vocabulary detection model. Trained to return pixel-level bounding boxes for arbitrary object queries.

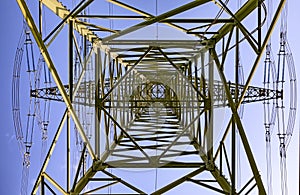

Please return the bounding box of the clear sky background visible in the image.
[0,0,299,194]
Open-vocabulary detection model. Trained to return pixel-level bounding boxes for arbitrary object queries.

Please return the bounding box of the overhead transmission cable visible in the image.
[35,1,52,163]
[274,0,297,194]
[12,1,54,194]
[263,0,277,194]
[235,0,244,190]
[12,19,37,195]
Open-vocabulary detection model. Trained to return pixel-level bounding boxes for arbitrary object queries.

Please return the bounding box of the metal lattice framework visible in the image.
[31,80,282,107]
[14,0,295,194]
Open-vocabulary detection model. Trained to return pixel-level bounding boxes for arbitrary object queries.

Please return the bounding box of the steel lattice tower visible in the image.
[14,0,295,194]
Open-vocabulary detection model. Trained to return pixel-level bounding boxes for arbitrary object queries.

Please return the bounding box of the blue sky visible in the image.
[0,0,299,194]
[0,1,24,194]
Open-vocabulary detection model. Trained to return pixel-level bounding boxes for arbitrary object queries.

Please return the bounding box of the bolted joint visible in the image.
[277,89,283,99]
[96,98,105,108]
[205,160,215,171]
[204,98,211,110]
[202,38,216,49]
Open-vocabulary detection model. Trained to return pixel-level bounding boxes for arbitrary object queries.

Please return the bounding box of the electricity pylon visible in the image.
[15,0,291,194]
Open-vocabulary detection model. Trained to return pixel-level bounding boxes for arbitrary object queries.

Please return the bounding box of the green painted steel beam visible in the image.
[191,137,232,193]
[41,0,99,43]
[152,166,206,194]
[41,0,121,61]
[212,0,263,43]
[102,0,210,42]
[31,110,68,194]
[103,162,206,168]
[210,48,266,194]
[237,0,287,108]
[107,0,192,37]
[72,133,125,193]
[71,160,107,194]
[43,172,68,194]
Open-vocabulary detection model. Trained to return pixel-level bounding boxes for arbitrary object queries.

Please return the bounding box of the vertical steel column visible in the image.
[180,69,184,125]
[103,53,110,150]
[66,94,71,191]
[194,57,199,140]
[41,175,45,195]
[69,18,74,103]
[67,19,74,192]
[208,52,214,160]
[200,51,206,149]
[131,64,135,121]
[258,0,262,51]
[231,117,236,194]
[210,48,266,194]
[39,0,42,35]
[95,47,101,158]
[190,61,195,137]
[231,25,240,195]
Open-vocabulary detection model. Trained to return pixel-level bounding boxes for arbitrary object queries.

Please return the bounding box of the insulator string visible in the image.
[236,0,243,189]
[266,136,273,195]
[12,5,53,192]
[263,0,278,193]
[12,29,25,152]
[273,0,297,194]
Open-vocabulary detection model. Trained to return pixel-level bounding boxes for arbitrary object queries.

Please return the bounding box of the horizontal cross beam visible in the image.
[31,81,282,107]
